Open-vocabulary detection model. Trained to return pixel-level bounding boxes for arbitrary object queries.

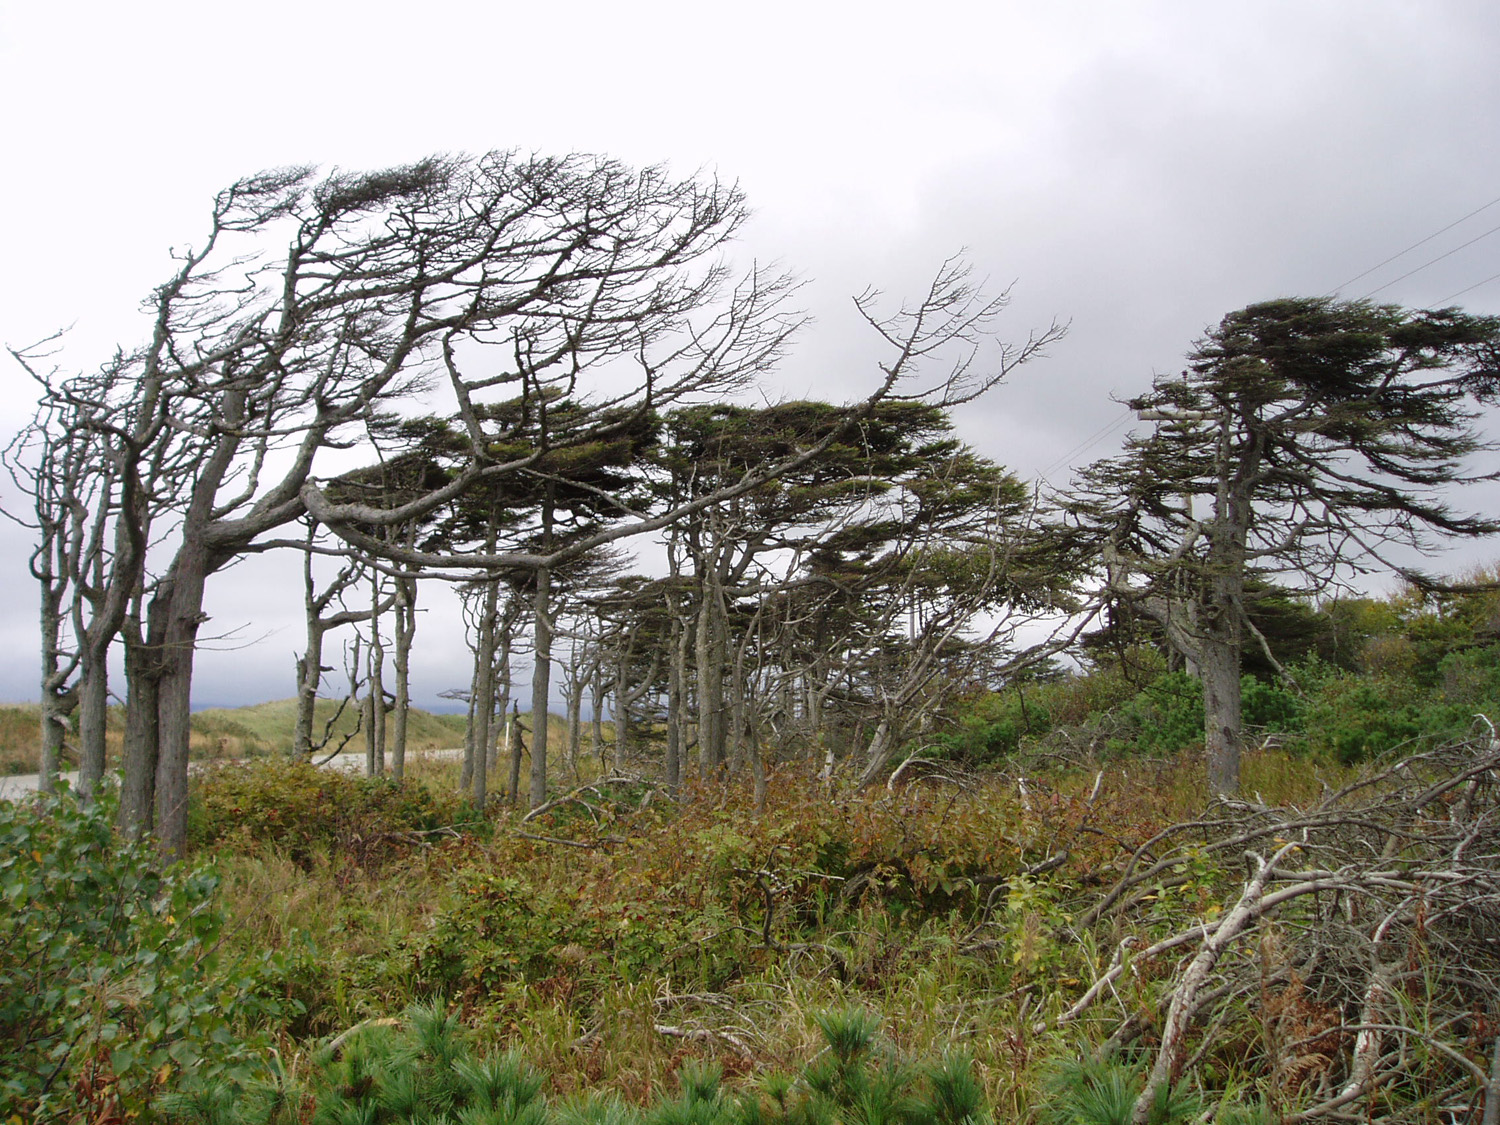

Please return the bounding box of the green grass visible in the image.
[192,698,468,757]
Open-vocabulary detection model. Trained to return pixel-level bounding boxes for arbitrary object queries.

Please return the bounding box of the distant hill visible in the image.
[191,698,467,758]
[0,699,467,775]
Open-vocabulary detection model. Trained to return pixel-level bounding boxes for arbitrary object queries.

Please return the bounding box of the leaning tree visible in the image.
[302,258,1065,808]
[16,153,808,851]
[1068,297,1500,794]
[15,149,1060,845]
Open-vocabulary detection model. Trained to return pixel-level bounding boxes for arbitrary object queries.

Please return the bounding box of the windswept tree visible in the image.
[305,260,1065,806]
[17,148,1061,841]
[1068,297,1500,794]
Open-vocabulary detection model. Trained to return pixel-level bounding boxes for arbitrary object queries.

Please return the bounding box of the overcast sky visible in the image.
[2,0,1499,707]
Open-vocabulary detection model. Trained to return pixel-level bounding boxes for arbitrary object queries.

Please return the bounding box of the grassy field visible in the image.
[0,698,469,774]
[7,712,1497,1124]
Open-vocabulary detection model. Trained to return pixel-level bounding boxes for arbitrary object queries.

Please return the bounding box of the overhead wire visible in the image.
[1038,405,1135,480]
[1358,219,1500,299]
[1326,191,1500,296]
[1045,195,1500,485]
[1434,270,1500,306]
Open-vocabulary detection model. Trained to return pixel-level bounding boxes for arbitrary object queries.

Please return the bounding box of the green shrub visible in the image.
[1292,647,1500,764]
[935,660,1151,765]
[1240,677,1303,736]
[0,788,286,1121]
[190,757,469,868]
[1103,672,1204,758]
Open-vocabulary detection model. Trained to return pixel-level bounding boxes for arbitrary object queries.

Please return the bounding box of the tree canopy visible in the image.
[1068,296,1500,792]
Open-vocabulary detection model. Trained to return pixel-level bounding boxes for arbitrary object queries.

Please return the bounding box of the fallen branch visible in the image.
[653,1021,755,1060]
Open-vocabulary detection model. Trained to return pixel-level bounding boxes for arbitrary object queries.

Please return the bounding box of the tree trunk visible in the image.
[1200,632,1242,796]
[494,627,513,785]
[366,580,386,776]
[665,612,687,792]
[565,669,583,783]
[75,649,110,800]
[37,586,69,795]
[292,637,323,761]
[857,718,896,789]
[613,654,629,773]
[695,583,726,776]
[153,392,246,857]
[470,578,498,812]
[507,705,524,805]
[726,621,753,776]
[390,576,416,780]
[590,670,606,769]
[153,554,210,858]
[293,540,327,761]
[117,613,161,840]
[460,656,477,792]
[529,566,553,809]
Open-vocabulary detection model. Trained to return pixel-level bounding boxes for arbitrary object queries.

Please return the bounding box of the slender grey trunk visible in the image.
[38,585,70,795]
[507,705,524,805]
[726,618,754,776]
[564,663,583,782]
[293,539,325,760]
[665,612,687,791]
[492,625,512,780]
[118,610,161,839]
[390,575,415,780]
[76,651,110,800]
[470,577,499,811]
[529,565,553,808]
[612,654,629,773]
[460,672,477,792]
[590,670,606,769]
[365,579,387,776]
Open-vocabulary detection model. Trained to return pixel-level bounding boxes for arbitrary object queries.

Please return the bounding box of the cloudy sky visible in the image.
[2,0,1498,707]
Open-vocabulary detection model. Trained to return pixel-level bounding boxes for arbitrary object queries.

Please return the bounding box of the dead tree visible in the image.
[1043,733,1500,1125]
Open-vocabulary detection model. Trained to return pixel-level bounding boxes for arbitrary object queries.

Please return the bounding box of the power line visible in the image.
[1359,220,1500,299]
[1326,191,1500,296]
[1434,270,1500,306]
[1039,406,1134,479]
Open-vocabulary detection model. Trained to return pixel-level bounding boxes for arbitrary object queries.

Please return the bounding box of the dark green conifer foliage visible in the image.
[1068,297,1500,793]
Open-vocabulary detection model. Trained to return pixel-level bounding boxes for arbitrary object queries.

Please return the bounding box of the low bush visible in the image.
[164,1001,993,1125]
[0,788,286,1121]
[189,757,472,869]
